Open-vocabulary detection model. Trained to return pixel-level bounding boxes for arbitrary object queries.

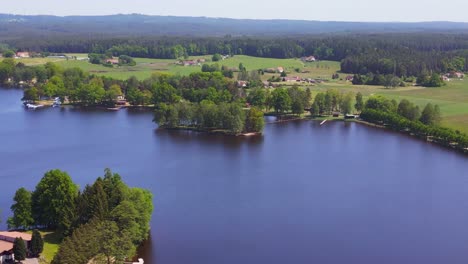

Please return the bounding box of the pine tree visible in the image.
[13,237,27,262]
[30,230,44,257]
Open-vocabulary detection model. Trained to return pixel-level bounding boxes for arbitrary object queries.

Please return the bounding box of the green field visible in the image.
[39,54,340,80]
[18,54,468,133]
[21,54,340,80]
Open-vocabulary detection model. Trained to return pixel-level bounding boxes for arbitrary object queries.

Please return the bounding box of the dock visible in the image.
[320,119,328,126]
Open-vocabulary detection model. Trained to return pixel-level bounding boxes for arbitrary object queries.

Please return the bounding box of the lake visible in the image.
[1,88,468,264]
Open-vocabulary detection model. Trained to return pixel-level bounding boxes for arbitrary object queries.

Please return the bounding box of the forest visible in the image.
[6,168,153,264]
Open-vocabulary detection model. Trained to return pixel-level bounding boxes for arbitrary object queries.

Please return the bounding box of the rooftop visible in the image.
[0,240,13,253]
[0,231,32,241]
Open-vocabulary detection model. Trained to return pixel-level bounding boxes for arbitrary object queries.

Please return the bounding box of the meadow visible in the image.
[19,54,468,133]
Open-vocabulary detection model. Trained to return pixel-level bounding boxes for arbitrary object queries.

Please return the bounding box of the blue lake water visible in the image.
[1,88,468,264]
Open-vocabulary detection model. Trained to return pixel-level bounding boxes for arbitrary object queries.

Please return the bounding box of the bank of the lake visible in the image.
[1,88,468,264]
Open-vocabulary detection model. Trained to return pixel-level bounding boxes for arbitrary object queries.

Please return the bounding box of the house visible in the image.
[276,67,284,73]
[0,231,32,262]
[106,58,120,65]
[442,75,450,82]
[332,112,340,117]
[181,60,200,66]
[283,76,301,82]
[198,58,206,63]
[0,240,14,263]
[15,52,30,58]
[237,81,248,87]
[448,71,464,79]
[301,56,316,62]
[345,75,354,82]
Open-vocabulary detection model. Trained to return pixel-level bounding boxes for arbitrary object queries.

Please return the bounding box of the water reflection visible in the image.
[154,129,264,149]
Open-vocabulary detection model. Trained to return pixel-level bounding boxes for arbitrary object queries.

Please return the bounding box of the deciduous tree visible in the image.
[7,187,33,230]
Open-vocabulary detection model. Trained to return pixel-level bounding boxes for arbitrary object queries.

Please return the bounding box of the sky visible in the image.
[3,0,468,22]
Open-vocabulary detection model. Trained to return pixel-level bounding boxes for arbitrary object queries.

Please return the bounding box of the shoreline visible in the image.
[16,96,468,154]
[159,126,263,137]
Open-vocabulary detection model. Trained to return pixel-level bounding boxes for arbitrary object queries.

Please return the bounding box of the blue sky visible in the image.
[4,0,468,22]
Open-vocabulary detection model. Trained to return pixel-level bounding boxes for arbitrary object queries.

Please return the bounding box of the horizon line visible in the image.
[1,13,467,24]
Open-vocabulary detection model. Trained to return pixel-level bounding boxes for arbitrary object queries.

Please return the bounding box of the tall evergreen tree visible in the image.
[13,237,27,262]
[30,230,44,257]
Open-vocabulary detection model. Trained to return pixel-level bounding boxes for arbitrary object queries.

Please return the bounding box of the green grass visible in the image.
[27,230,62,264]
[16,57,68,66]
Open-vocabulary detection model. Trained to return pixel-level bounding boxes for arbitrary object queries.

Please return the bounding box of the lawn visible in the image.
[15,57,67,66]
[26,230,61,264]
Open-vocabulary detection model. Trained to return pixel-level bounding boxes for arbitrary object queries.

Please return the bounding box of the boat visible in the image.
[25,103,44,109]
[106,107,121,111]
[51,97,62,108]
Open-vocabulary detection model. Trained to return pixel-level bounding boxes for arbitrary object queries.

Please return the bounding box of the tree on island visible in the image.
[7,187,33,230]
[30,230,44,257]
[13,237,27,262]
[245,107,265,133]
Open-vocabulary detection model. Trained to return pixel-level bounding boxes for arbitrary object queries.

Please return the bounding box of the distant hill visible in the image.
[1,14,468,37]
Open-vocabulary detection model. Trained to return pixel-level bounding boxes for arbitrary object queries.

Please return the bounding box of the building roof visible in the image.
[0,231,32,241]
[0,240,13,253]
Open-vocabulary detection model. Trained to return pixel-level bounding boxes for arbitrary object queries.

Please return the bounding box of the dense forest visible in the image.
[6,168,153,264]
[2,14,468,37]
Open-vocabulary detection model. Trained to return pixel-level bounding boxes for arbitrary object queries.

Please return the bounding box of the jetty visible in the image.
[320,119,328,126]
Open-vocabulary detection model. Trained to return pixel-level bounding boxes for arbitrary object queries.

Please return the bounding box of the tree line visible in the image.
[246,86,312,115]
[360,108,468,152]
[6,33,468,77]
[7,168,153,264]
[358,95,468,152]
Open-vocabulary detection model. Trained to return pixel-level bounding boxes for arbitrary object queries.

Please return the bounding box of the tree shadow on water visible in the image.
[154,129,264,150]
